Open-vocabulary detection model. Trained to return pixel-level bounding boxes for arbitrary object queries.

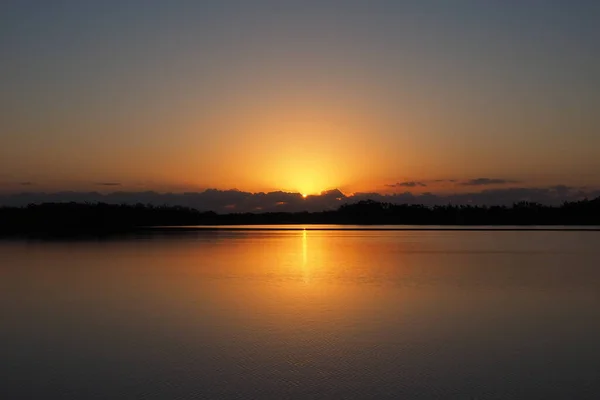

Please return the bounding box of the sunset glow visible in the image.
[1,1,599,202]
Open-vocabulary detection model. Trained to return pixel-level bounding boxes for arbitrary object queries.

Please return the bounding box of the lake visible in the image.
[1,228,600,399]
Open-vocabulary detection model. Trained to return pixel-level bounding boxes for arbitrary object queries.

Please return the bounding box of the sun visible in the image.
[302,193,308,199]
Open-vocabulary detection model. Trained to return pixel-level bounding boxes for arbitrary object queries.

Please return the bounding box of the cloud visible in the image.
[95,182,122,186]
[433,179,457,183]
[18,182,34,186]
[460,178,518,186]
[387,179,459,187]
[353,185,592,206]
[0,185,597,211]
[386,181,427,188]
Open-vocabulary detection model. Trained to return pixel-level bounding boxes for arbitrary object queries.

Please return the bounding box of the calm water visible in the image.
[1,229,600,399]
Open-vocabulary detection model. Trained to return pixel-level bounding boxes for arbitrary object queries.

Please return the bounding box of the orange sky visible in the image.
[2,2,600,195]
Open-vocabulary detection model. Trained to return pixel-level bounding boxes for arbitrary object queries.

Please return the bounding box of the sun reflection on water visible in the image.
[302,228,309,283]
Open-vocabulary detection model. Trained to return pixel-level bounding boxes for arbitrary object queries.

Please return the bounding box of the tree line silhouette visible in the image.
[1,197,599,235]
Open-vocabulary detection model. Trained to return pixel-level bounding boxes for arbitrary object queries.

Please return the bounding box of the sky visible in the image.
[1,0,600,203]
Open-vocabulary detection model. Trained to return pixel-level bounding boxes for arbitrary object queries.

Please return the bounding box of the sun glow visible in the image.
[276,165,341,197]
[181,93,392,195]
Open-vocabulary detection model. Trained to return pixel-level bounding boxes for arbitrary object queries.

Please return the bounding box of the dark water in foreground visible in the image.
[1,229,600,399]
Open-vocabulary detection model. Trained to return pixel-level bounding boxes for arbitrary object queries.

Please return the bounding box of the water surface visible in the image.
[1,229,599,399]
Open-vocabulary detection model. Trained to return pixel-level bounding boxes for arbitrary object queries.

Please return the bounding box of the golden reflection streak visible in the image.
[302,228,309,283]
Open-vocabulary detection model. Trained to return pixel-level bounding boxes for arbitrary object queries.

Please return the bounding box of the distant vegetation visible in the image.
[1,198,600,236]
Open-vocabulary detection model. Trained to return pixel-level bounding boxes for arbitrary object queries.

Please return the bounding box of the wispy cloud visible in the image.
[433,179,457,183]
[386,181,427,188]
[460,178,518,186]
[95,182,122,186]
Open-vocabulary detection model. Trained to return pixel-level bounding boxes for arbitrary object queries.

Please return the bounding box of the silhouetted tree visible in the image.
[1,197,599,236]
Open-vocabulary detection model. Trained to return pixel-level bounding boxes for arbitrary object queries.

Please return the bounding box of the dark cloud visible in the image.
[353,186,591,207]
[386,181,427,188]
[18,182,34,186]
[0,185,597,211]
[460,178,518,186]
[95,182,121,186]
